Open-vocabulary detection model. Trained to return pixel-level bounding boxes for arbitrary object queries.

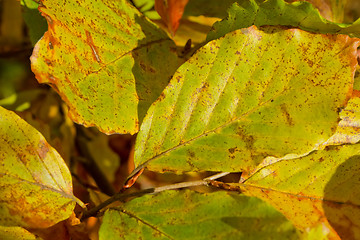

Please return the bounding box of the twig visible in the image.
[204,172,230,181]
[81,188,155,220]
[81,172,230,220]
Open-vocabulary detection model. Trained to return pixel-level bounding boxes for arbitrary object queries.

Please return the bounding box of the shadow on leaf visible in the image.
[323,155,360,239]
[133,15,182,125]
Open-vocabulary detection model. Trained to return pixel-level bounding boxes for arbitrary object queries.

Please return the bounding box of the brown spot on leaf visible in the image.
[228,147,236,154]
[236,127,255,150]
[280,104,294,126]
[139,62,156,73]
[37,140,50,159]
[74,56,81,67]
[228,147,239,160]
[188,150,195,158]
[306,59,314,67]
[85,30,101,63]
[201,82,209,92]
[158,92,166,101]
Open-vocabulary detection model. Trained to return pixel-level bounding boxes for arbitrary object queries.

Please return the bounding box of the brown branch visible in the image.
[81,172,230,220]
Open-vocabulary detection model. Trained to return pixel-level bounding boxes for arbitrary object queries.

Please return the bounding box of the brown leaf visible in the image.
[155,0,189,36]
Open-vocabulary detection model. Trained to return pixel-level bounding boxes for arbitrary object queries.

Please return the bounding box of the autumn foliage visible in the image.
[1,0,360,239]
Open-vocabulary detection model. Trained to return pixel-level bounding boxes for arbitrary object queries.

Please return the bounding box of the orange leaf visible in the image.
[155,0,189,36]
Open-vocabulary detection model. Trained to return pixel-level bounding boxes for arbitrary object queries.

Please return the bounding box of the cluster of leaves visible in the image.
[2,0,360,239]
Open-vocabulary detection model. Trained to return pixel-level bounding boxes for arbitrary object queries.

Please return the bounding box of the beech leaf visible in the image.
[30,0,181,134]
[134,26,358,173]
[155,0,189,36]
[0,107,82,228]
[0,226,38,240]
[321,97,360,146]
[207,0,360,42]
[239,143,360,239]
[99,190,299,239]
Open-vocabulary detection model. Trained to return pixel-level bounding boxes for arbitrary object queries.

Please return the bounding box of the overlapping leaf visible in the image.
[134,25,358,173]
[250,96,360,175]
[0,107,82,228]
[21,0,48,46]
[99,190,299,239]
[207,0,360,42]
[30,0,181,134]
[238,143,360,239]
[321,97,360,146]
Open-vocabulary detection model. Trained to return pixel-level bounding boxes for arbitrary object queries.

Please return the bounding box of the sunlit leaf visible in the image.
[320,97,360,146]
[238,144,360,239]
[134,26,358,174]
[0,226,39,240]
[251,96,360,175]
[99,190,300,239]
[0,107,82,228]
[207,0,360,42]
[30,0,181,134]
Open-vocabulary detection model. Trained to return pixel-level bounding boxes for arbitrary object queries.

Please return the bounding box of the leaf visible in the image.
[99,190,300,239]
[134,26,358,174]
[171,16,219,48]
[320,97,360,146]
[155,0,189,35]
[286,0,333,21]
[21,0,48,46]
[251,96,360,176]
[207,0,360,42]
[238,143,360,239]
[0,226,39,240]
[30,0,181,135]
[327,0,347,22]
[81,128,119,183]
[0,106,82,228]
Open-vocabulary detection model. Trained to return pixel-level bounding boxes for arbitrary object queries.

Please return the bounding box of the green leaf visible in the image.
[238,143,360,239]
[134,26,358,173]
[99,190,300,239]
[133,0,160,19]
[0,107,82,228]
[21,0,48,46]
[30,0,181,134]
[207,0,360,42]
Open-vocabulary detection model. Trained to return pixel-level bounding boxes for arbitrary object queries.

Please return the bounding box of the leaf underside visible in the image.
[134,25,358,174]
